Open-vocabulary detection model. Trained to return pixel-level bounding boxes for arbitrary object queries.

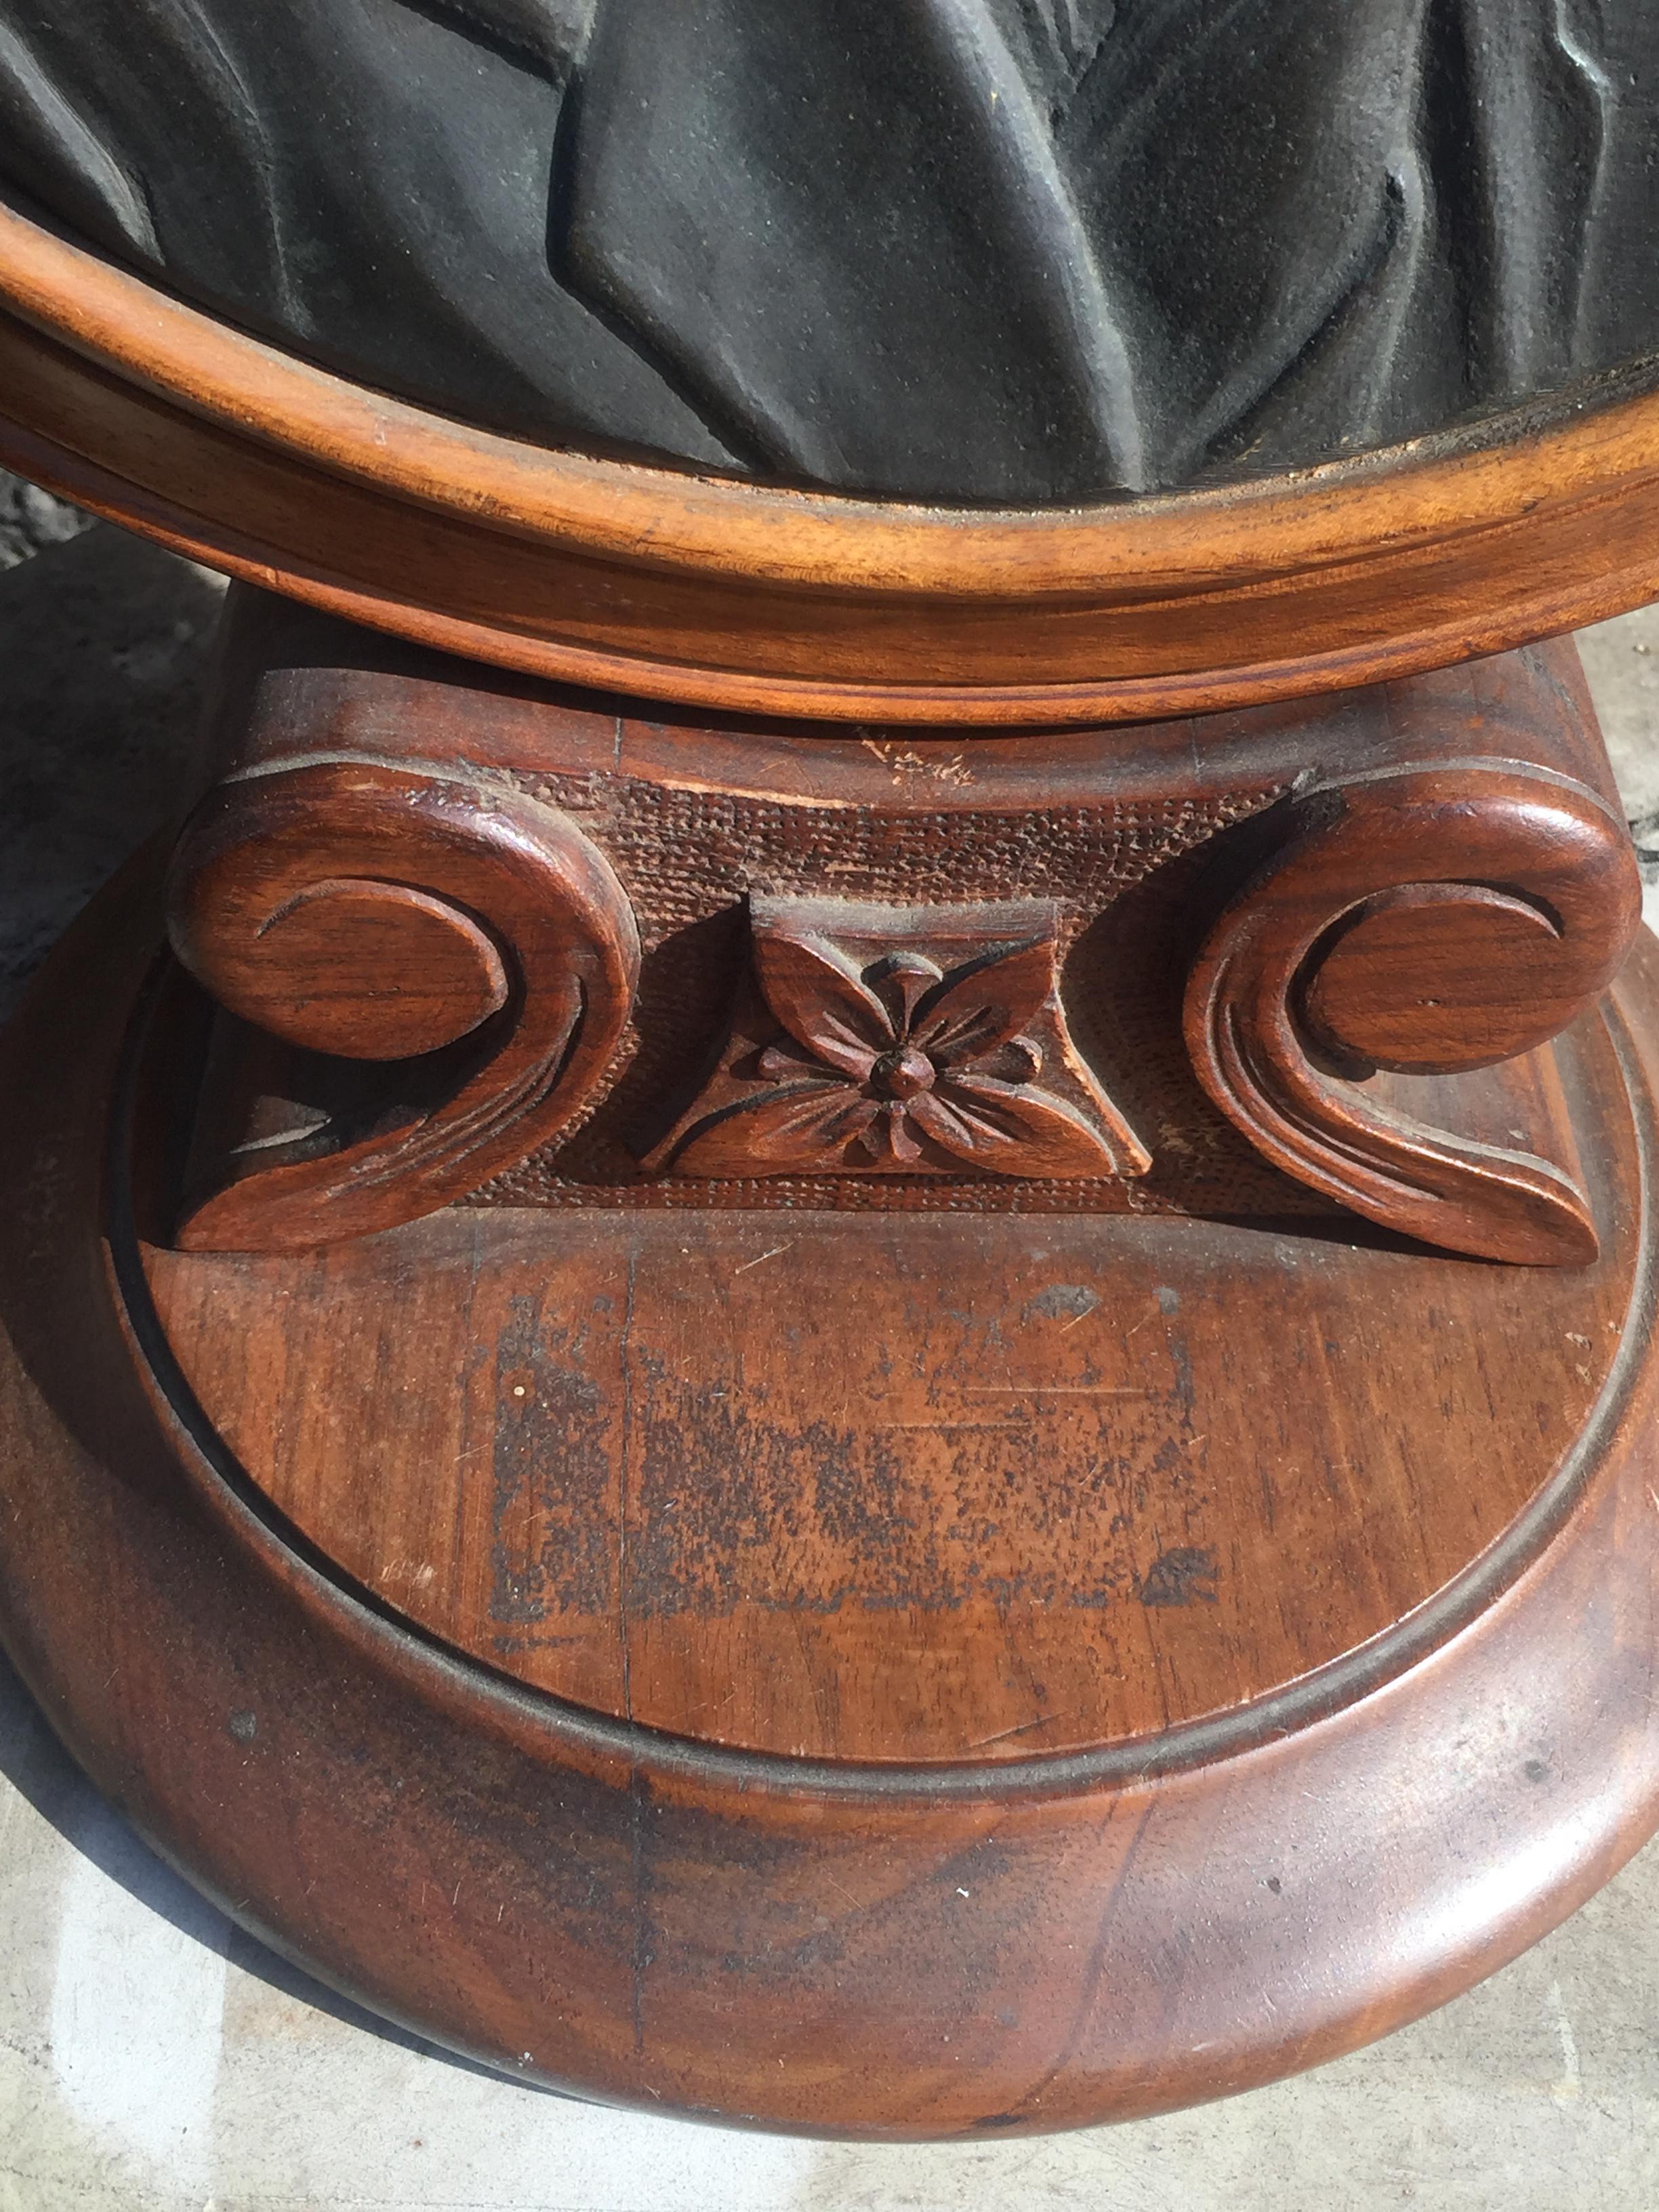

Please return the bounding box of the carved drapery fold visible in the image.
[1183,767,1642,1265]
[7,0,1657,502]
[165,760,638,1251]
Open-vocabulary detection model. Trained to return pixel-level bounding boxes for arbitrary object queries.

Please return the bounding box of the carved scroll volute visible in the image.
[1183,768,1642,1265]
[165,760,638,1250]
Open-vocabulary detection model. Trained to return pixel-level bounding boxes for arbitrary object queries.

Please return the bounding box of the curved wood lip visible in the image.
[14,428,1630,731]
[115,984,1656,1803]
[6,192,1659,598]
[6,872,1659,2133]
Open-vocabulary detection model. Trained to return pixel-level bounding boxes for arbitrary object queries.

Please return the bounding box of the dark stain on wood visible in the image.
[1136,1547,1221,1608]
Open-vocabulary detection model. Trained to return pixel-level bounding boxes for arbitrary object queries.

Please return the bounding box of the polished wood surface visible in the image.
[167,757,639,1250]
[3,845,1658,2135]
[147,1057,1636,1762]
[7,198,1659,722]
[5,123,1659,2136]
[155,599,1637,1265]
[642,894,1151,1180]
[1185,764,1639,1265]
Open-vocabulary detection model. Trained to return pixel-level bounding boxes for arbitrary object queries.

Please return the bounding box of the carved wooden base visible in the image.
[154,594,1640,1272]
[4,849,1659,2136]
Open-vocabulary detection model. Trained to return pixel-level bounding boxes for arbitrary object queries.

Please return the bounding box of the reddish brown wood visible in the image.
[1299,883,1571,1071]
[184,874,512,1062]
[165,758,639,1251]
[2,167,1656,2143]
[7,198,1659,722]
[155,598,1636,1263]
[146,1038,1636,1763]
[647,897,1149,1179]
[3,837,1659,2135]
[1184,765,1641,1265]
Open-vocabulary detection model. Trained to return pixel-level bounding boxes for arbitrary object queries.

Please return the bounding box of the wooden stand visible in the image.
[1,586,1656,2135]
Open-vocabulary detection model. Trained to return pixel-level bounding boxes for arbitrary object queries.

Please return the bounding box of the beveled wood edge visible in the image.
[5,863,1659,2130]
[13,396,1659,731]
[164,762,641,1251]
[1183,764,1641,1265]
[3,858,1659,2123]
[105,845,1659,1788]
[124,1007,1652,1790]
[6,194,1659,721]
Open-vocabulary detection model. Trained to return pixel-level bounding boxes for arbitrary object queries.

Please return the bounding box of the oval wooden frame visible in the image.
[5,195,1659,724]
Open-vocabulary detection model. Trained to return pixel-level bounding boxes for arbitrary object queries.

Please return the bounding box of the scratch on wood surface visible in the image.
[878,1419,1029,1430]
[969,1711,1076,1748]
[733,1242,794,1274]
[959,1386,1155,1396]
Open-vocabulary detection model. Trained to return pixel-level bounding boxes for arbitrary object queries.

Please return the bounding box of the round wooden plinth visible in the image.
[4,863,1659,2139]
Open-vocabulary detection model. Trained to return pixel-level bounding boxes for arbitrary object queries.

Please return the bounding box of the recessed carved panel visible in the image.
[157,607,1632,1256]
[643,898,1150,1181]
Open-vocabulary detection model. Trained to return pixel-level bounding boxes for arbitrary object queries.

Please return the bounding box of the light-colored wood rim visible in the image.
[5,194,1659,723]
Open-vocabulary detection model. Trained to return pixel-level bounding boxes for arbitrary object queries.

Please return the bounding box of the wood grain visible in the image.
[157,601,1636,1260]
[1185,765,1640,1263]
[166,759,640,1250]
[7,198,1659,722]
[4,152,1658,2140]
[146,1052,1637,1763]
[647,896,1149,1180]
[3,838,1659,2135]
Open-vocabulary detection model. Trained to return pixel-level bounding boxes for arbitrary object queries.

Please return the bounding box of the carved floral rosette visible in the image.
[644,897,1151,1181]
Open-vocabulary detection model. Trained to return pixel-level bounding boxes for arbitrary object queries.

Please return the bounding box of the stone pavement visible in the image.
[1,493,1657,2211]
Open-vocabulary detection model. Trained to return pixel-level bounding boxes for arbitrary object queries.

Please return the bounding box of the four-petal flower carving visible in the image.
[658,912,1148,1181]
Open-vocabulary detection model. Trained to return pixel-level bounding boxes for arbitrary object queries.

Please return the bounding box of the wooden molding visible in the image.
[165,760,639,1250]
[148,600,1631,1258]
[1184,767,1643,1265]
[9,197,1659,721]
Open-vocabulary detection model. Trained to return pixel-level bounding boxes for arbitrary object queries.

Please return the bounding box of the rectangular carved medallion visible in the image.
[642,898,1151,1181]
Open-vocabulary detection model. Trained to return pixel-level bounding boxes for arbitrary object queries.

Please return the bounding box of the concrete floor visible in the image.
[3,499,1659,2211]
